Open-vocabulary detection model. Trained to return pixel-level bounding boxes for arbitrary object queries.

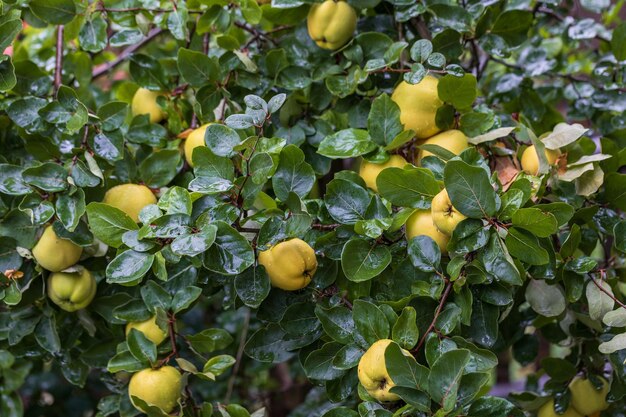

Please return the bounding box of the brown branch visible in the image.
[91,27,164,79]
[224,309,251,403]
[412,280,453,354]
[590,274,626,311]
[311,223,340,231]
[54,26,64,96]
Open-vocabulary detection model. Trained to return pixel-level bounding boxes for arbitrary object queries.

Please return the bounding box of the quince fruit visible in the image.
[128,366,182,413]
[131,88,166,124]
[126,315,168,345]
[258,238,317,291]
[48,269,97,312]
[103,184,157,223]
[307,0,357,50]
[391,76,443,140]
[357,339,410,402]
[405,209,449,254]
[520,145,560,175]
[431,189,466,236]
[359,155,407,192]
[32,225,82,272]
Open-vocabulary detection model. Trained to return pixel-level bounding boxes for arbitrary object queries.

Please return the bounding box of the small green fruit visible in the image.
[32,226,82,272]
[128,366,182,413]
[47,269,97,312]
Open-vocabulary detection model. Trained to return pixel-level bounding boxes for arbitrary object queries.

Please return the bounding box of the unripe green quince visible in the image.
[538,399,582,417]
[32,225,82,272]
[126,316,168,345]
[307,0,357,50]
[47,269,97,312]
[128,366,182,413]
[103,184,157,223]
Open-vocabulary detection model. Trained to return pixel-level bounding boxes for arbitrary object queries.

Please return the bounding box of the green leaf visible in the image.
[605,173,626,211]
[22,163,68,192]
[407,236,441,272]
[322,408,359,417]
[505,227,550,265]
[467,300,499,348]
[234,265,271,308]
[437,74,477,109]
[203,355,236,376]
[107,350,146,373]
[171,286,202,313]
[177,48,219,87]
[377,167,440,209]
[318,129,377,159]
[586,279,614,321]
[491,10,534,46]
[428,349,471,412]
[34,315,61,354]
[612,22,626,61]
[139,149,181,188]
[478,231,522,285]
[0,165,30,195]
[0,58,17,92]
[385,341,429,389]
[205,124,241,158]
[0,20,22,52]
[304,343,345,381]
[106,250,155,285]
[127,329,157,364]
[30,0,76,24]
[324,179,369,225]
[203,221,254,275]
[171,225,217,257]
[392,307,419,350]
[368,94,403,146]
[444,160,496,218]
[79,17,108,53]
[525,280,566,317]
[352,300,389,345]
[86,202,139,248]
[614,221,626,253]
[467,396,518,417]
[341,238,391,282]
[511,208,558,238]
[315,305,356,345]
[55,188,85,232]
[272,145,315,201]
[280,302,321,337]
[410,39,433,63]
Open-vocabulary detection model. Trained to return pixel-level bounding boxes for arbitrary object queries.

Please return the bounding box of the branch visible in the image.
[224,309,251,403]
[412,280,453,354]
[91,28,164,79]
[54,26,64,96]
[590,274,626,311]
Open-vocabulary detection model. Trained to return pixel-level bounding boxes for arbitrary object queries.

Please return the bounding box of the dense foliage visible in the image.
[0,0,625,416]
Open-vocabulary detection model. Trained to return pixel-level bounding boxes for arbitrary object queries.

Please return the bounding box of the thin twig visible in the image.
[54,26,64,96]
[412,280,453,354]
[590,274,626,311]
[91,28,164,79]
[224,309,251,403]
